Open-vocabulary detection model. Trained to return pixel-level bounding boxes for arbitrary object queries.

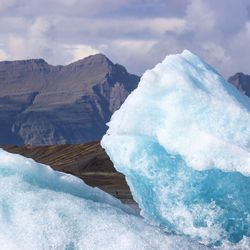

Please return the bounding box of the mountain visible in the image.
[2,141,135,205]
[228,72,250,98]
[0,54,140,145]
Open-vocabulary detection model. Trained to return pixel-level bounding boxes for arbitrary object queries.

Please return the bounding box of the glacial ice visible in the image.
[0,149,207,250]
[101,50,250,247]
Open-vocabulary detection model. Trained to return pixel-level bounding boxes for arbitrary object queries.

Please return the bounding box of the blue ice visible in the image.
[101,50,250,247]
[0,149,206,249]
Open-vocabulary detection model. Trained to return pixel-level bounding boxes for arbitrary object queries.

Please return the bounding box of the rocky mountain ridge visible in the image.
[228,72,250,98]
[0,54,139,145]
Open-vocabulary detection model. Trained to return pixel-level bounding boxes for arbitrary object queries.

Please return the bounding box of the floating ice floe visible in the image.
[0,149,207,250]
[101,50,250,247]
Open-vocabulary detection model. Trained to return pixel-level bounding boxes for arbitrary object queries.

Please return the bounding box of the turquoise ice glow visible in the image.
[0,149,206,249]
[101,50,250,247]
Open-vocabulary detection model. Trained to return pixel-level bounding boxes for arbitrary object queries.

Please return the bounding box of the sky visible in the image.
[0,0,250,77]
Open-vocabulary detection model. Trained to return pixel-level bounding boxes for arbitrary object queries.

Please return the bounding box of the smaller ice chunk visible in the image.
[0,149,207,250]
[101,50,250,247]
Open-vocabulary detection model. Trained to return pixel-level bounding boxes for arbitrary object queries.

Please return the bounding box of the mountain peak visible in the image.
[70,53,113,68]
[228,72,250,97]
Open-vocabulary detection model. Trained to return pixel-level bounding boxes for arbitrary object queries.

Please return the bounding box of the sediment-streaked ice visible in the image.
[0,149,206,250]
[101,50,250,247]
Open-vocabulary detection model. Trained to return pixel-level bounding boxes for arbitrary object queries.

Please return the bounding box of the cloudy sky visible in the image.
[0,0,250,77]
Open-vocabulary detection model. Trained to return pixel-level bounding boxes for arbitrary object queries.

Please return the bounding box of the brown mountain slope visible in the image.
[2,141,135,205]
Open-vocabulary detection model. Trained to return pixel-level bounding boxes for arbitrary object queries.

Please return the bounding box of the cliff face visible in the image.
[0,54,140,145]
[228,72,250,98]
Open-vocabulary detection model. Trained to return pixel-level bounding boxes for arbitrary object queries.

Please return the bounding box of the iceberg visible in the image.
[101,50,250,247]
[0,149,206,250]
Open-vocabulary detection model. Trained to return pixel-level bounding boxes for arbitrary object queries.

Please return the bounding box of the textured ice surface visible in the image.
[101,50,250,247]
[0,149,207,250]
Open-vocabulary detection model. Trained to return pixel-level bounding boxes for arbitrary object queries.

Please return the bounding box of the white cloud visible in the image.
[114,17,186,36]
[65,44,100,63]
[131,18,186,36]
[202,43,230,68]
[0,0,18,12]
[224,21,250,75]
[0,0,249,77]
[4,18,54,61]
[100,39,159,74]
[147,0,250,77]
[110,40,157,54]
[63,17,186,38]
[186,0,215,34]
[0,49,8,60]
